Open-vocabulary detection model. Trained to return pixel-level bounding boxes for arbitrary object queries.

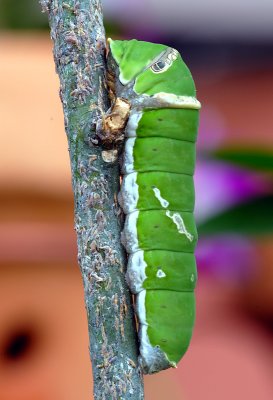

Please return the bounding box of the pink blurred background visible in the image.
[0,1,273,399]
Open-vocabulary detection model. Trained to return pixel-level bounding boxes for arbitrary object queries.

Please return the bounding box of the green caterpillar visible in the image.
[107,39,201,374]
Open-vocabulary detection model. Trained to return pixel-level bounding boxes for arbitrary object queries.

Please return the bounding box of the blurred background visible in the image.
[0,0,272,399]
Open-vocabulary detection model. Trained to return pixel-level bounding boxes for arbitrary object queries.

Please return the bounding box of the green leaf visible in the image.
[198,196,273,236]
[212,148,273,172]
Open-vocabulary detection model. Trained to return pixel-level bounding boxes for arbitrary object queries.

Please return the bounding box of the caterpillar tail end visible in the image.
[138,324,176,374]
[139,349,176,375]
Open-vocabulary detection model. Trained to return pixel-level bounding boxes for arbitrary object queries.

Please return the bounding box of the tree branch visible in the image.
[40,1,144,398]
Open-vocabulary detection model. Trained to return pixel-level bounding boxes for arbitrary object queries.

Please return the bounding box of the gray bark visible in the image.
[40,1,144,398]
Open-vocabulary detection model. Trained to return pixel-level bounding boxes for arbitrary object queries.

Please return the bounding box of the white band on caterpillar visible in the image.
[119,172,139,214]
[121,210,139,253]
[126,250,147,293]
[121,137,136,174]
[152,93,201,109]
[126,111,142,137]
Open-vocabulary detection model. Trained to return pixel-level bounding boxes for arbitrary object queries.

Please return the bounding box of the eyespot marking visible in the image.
[150,48,179,74]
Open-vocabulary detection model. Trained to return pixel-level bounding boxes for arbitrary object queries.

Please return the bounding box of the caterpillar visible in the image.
[106,39,201,374]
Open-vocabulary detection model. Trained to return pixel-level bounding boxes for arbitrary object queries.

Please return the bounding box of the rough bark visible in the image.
[40,1,144,399]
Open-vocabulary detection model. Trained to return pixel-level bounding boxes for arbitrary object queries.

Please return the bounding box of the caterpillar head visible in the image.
[108,38,196,97]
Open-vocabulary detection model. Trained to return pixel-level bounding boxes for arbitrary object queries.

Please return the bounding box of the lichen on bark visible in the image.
[40,0,144,398]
